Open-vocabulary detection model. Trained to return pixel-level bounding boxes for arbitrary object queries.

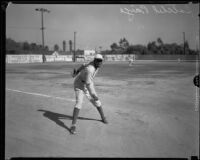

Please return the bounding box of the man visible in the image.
[128,56,134,66]
[70,54,108,134]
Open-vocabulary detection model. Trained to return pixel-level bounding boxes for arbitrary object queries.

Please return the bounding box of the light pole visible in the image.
[35,8,50,62]
[74,31,76,62]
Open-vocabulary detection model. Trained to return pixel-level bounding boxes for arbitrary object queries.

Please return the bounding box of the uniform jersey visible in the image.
[74,62,98,95]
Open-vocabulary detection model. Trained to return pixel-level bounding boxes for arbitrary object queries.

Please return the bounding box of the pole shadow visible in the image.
[37,109,101,133]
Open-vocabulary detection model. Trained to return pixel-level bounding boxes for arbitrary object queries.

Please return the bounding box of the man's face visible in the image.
[94,59,103,68]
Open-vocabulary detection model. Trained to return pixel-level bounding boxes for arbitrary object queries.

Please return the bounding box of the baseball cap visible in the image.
[94,54,103,60]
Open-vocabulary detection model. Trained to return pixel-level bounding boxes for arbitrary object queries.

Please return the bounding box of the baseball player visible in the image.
[70,54,108,134]
[128,57,134,66]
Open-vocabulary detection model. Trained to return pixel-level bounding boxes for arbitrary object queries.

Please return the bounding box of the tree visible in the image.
[69,40,72,52]
[157,37,163,46]
[54,44,59,51]
[6,38,21,51]
[184,41,190,54]
[44,46,49,51]
[38,45,43,51]
[63,40,66,51]
[30,43,37,50]
[174,46,182,55]
[23,41,30,50]
[126,45,147,55]
[110,43,118,50]
[147,41,157,54]
[119,38,129,49]
[126,45,135,54]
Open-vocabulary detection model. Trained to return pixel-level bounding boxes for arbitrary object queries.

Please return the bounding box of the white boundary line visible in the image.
[6,88,75,102]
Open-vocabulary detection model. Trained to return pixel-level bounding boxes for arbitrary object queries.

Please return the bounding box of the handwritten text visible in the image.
[120,4,192,20]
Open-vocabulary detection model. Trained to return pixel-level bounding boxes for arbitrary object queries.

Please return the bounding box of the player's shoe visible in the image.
[102,117,108,124]
[70,126,77,134]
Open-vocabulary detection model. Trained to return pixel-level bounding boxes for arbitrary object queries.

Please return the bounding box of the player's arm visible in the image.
[76,63,86,74]
[86,83,98,101]
[85,68,98,100]
[72,63,86,78]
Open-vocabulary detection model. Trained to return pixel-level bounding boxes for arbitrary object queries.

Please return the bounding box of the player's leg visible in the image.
[84,89,108,124]
[96,105,108,124]
[70,89,84,134]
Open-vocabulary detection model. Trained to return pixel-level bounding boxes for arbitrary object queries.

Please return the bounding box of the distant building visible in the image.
[84,49,96,61]
[84,50,96,56]
[75,50,85,62]
[45,50,72,55]
[52,51,59,57]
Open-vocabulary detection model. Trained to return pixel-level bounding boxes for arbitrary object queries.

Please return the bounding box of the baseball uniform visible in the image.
[74,62,101,109]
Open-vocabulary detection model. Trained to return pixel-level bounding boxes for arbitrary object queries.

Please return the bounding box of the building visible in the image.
[84,49,96,61]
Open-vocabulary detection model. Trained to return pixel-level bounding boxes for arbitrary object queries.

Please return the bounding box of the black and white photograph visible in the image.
[4,1,200,159]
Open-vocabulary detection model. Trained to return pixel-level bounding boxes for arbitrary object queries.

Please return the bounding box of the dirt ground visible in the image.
[5,61,199,158]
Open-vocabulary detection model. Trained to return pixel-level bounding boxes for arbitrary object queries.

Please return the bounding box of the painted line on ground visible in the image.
[6,88,75,102]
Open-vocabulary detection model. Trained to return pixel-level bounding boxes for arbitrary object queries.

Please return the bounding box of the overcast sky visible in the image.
[6,3,199,51]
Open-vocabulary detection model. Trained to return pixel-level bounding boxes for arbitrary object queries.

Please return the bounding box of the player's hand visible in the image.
[71,69,77,78]
[91,94,99,101]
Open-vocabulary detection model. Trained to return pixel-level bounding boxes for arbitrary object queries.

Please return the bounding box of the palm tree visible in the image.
[54,44,59,51]
[157,37,163,46]
[63,40,66,51]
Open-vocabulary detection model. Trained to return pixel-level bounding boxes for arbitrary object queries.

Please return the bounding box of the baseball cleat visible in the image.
[102,118,108,124]
[70,126,77,134]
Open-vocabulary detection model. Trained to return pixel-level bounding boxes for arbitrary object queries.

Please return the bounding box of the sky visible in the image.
[6,3,199,51]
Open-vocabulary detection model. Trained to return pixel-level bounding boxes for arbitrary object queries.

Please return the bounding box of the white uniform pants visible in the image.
[74,87,101,109]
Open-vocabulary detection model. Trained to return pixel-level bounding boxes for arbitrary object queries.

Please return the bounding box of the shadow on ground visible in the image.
[37,109,101,133]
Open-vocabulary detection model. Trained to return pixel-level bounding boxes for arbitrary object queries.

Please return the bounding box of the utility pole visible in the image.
[198,6,200,79]
[35,8,50,62]
[183,32,185,55]
[74,31,76,62]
